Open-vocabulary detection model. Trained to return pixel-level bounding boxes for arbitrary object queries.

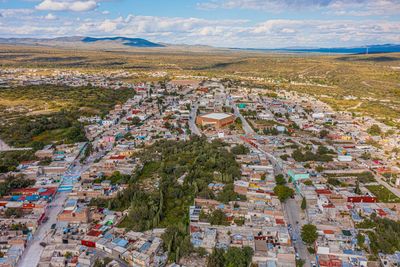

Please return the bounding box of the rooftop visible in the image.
[200,113,233,120]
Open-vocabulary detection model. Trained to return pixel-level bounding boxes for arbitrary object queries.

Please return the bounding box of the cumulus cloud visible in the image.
[0,9,34,17]
[197,0,400,16]
[0,10,399,48]
[36,0,98,12]
[69,16,400,47]
[44,13,57,20]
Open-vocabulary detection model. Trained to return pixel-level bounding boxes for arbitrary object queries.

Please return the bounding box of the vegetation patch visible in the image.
[91,137,244,262]
[366,185,400,203]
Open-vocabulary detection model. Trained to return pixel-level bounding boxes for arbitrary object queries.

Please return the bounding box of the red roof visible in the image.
[93,224,102,230]
[39,187,57,197]
[22,203,35,209]
[275,218,285,225]
[70,256,78,264]
[315,189,332,195]
[190,225,200,233]
[87,230,102,237]
[347,196,377,203]
[110,155,125,160]
[377,209,387,216]
[323,229,335,234]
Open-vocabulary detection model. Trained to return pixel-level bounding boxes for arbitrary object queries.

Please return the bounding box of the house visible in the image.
[287,169,310,182]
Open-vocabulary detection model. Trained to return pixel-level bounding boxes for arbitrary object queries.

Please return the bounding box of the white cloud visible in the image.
[36,0,98,12]
[328,0,400,16]
[197,0,400,16]
[44,13,57,20]
[98,19,118,32]
[0,9,34,17]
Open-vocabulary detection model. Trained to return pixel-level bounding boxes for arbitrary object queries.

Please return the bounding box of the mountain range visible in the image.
[0,36,399,54]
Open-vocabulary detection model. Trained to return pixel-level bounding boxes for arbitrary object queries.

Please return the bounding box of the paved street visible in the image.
[0,138,11,150]
[226,88,313,266]
[283,198,313,267]
[18,192,68,267]
[18,93,166,266]
[0,138,31,152]
[189,102,201,136]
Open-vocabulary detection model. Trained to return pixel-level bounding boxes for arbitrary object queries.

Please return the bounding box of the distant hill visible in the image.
[81,37,164,47]
[0,37,398,54]
[239,44,400,54]
[0,36,165,48]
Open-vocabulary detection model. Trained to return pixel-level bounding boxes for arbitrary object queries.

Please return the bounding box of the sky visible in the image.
[0,0,399,48]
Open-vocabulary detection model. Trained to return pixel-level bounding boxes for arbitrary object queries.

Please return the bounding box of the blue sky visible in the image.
[0,0,399,48]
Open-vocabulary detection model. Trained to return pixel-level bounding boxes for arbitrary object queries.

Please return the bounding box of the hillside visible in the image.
[0,36,164,49]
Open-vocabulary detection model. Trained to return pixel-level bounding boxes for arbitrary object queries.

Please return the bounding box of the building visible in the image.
[196,113,235,129]
[287,169,310,182]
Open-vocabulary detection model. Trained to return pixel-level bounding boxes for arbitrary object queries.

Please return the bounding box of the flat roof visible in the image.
[200,113,233,120]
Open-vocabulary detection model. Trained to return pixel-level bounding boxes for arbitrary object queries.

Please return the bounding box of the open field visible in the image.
[0,85,133,121]
[0,45,399,124]
[0,85,134,148]
[366,185,400,203]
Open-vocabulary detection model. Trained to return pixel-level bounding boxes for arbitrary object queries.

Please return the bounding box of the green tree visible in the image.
[207,248,225,267]
[217,184,245,203]
[319,129,329,139]
[301,224,318,245]
[275,174,286,185]
[225,246,253,267]
[130,116,141,125]
[357,233,365,248]
[209,209,229,226]
[327,177,341,186]
[315,165,324,173]
[303,180,313,186]
[355,178,362,195]
[273,185,294,202]
[367,124,382,136]
[231,144,250,155]
[301,197,307,210]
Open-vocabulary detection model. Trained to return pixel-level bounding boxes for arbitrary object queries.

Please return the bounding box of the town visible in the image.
[0,73,400,267]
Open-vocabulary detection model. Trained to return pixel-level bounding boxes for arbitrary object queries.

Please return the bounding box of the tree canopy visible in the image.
[273,185,294,202]
[301,224,318,245]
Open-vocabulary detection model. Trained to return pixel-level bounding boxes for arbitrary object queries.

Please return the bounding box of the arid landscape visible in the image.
[1,44,399,124]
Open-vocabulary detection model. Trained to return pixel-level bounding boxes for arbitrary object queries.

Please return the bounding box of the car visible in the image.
[39,242,47,247]
[51,223,56,229]
[311,261,317,267]
[295,253,300,260]
[42,217,49,223]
